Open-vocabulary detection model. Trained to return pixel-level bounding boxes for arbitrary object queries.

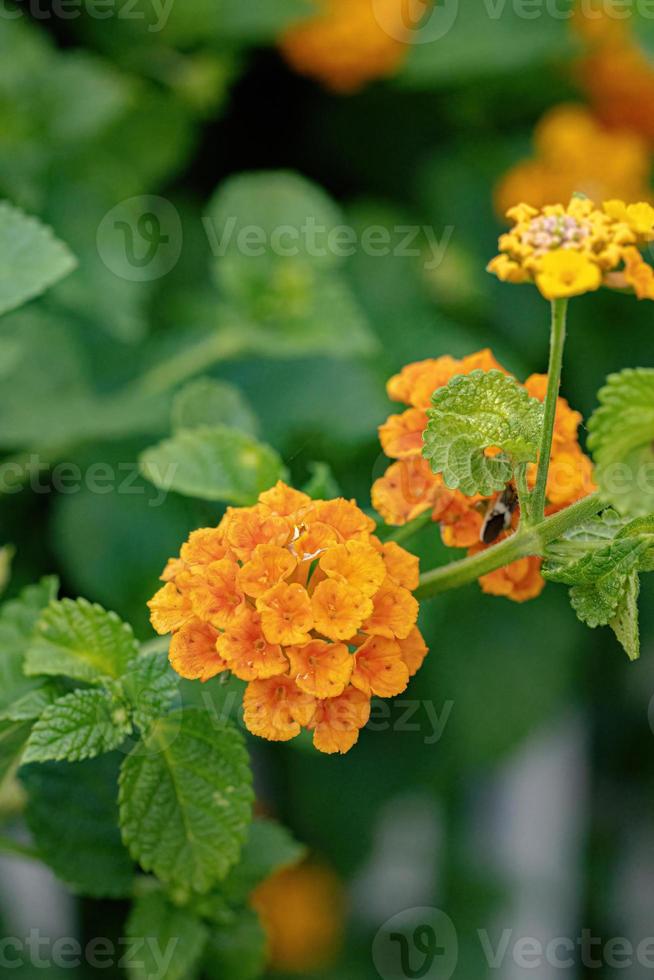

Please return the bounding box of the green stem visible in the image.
[132,331,243,398]
[515,463,530,526]
[529,298,568,524]
[416,491,602,599]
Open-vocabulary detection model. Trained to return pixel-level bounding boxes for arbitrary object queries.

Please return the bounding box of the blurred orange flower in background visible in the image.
[252,861,344,973]
[278,0,412,92]
[495,105,651,217]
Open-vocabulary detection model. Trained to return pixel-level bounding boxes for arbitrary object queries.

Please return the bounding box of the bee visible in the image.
[480,485,519,545]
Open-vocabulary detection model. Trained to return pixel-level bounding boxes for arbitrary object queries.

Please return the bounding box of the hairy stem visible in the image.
[529,298,568,523]
[416,491,602,599]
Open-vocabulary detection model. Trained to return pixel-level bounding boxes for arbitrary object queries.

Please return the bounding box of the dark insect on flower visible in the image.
[480,486,519,545]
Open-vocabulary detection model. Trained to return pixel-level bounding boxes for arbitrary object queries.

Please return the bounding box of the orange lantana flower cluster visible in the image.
[372,351,596,602]
[148,482,427,754]
[278,0,409,93]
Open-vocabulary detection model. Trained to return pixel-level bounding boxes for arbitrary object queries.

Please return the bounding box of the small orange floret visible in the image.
[319,540,386,598]
[352,635,409,698]
[377,540,420,591]
[224,505,291,562]
[187,558,245,630]
[259,481,312,517]
[217,606,288,681]
[148,582,193,635]
[308,687,371,755]
[169,619,226,682]
[239,544,297,599]
[180,527,231,567]
[286,639,353,699]
[363,578,418,640]
[397,627,429,677]
[371,458,439,527]
[243,676,316,742]
[257,582,314,645]
[478,555,546,602]
[378,408,428,459]
[311,579,373,641]
[307,498,376,541]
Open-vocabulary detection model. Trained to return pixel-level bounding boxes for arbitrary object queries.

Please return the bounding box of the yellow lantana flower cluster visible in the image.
[488,197,654,300]
[495,105,651,217]
[148,482,427,755]
[372,351,596,603]
[278,0,409,93]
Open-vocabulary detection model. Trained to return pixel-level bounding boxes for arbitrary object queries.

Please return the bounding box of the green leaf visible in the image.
[588,368,654,517]
[0,684,60,722]
[610,571,640,662]
[302,461,341,500]
[0,577,59,714]
[544,509,628,569]
[423,370,544,495]
[399,0,574,88]
[121,652,180,732]
[22,688,132,764]
[203,908,267,980]
[220,818,307,905]
[140,425,286,504]
[21,755,134,898]
[0,201,76,316]
[172,378,259,436]
[0,719,32,785]
[119,710,253,894]
[549,537,651,626]
[25,598,139,684]
[126,891,209,980]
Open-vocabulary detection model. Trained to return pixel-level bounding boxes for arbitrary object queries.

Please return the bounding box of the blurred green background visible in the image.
[2,1,654,977]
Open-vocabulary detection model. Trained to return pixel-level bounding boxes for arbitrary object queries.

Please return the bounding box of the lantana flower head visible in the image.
[149,482,427,754]
[278,0,409,93]
[488,197,654,300]
[372,351,596,602]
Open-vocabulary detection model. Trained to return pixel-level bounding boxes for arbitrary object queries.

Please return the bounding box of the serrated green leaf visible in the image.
[220,818,307,905]
[25,598,139,684]
[23,688,132,764]
[0,577,59,714]
[544,509,627,571]
[545,536,652,627]
[0,201,76,316]
[119,710,253,894]
[610,571,640,662]
[423,370,543,495]
[172,378,259,436]
[203,908,267,980]
[126,891,209,980]
[588,368,654,517]
[21,755,134,898]
[139,425,286,504]
[122,652,180,732]
[0,684,60,722]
